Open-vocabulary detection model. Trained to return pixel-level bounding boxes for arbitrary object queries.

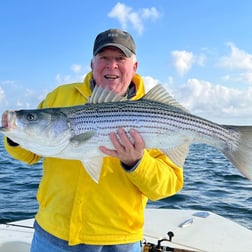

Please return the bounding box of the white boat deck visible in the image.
[0,219,34,252]
[1,209,252,252]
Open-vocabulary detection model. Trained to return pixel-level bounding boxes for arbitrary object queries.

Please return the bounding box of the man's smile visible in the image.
[104,75,119,79]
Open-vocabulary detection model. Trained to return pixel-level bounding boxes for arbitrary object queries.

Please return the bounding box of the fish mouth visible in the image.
[0,111,16,131]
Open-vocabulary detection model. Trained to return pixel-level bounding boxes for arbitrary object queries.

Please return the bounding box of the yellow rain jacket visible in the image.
[4,72,184,245]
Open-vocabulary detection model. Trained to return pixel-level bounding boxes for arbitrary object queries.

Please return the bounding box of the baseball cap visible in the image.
[93,28,136,57]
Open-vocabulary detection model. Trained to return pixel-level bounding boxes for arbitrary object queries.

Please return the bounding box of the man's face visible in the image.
[91,47,138,96]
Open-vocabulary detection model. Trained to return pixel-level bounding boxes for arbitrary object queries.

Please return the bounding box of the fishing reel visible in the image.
[142,232,174,252]
[142,231,195,252]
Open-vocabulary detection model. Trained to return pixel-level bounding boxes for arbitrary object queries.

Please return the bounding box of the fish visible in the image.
[1,84,252,183]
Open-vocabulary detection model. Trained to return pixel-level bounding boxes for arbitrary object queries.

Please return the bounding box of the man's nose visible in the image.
[106,58,118,68]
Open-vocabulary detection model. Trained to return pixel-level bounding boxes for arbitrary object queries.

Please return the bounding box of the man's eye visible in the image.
[117,57,125,61]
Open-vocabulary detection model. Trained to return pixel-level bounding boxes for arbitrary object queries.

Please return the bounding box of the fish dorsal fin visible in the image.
[88,85,126,104]
[143,84,189,112]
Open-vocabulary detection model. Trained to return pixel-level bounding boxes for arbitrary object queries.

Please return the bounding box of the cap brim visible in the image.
[94,43,133,57]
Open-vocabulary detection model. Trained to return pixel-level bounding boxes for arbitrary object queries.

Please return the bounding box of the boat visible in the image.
[0,208,252,252]
[143,208,252,251]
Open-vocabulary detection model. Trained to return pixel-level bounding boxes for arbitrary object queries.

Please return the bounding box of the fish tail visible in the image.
[222,125,252,180]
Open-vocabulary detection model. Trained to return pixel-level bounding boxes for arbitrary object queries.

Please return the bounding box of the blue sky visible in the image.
[1,0,252,124]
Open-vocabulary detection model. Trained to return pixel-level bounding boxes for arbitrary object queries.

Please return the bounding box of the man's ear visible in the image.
[90,59,94,70]
[133,61,138,73]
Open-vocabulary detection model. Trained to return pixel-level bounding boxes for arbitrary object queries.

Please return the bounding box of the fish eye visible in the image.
[26,113,37,121]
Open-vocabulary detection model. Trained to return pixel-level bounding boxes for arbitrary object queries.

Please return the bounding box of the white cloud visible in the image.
[141,7,159,20]
[171,50,205,76]
[141,76,252,124]
[217,43,252,86]
[56,64,88,85]
[142,76,159,92]
[0,81,44,112]
[171,78,252,124]
[0,86,5,103]
[55,74,74,84]
[0,64,89,114]
[239,72,252,85]
[171,51,193,76]
[218,42,252,71]
[71,64,83,73]
[108,3,160,34]
[108,2,130,31]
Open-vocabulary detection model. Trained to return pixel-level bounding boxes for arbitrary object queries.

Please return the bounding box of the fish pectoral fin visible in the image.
[70,131,96,145]
[81,156,104,183]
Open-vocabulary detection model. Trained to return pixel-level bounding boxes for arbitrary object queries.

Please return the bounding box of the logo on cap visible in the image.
[93,29,136,57]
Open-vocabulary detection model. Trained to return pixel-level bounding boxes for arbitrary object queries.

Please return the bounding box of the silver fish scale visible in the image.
[66,100,240,151]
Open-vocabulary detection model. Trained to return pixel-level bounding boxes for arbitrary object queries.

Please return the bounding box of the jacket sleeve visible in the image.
[126,148,184,201]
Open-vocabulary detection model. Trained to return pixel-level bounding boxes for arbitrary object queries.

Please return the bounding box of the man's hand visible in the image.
[99,128,145,167]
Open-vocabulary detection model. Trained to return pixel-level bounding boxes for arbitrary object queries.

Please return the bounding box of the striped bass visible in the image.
[1,84,252,182]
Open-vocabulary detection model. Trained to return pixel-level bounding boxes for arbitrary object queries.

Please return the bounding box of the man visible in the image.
[4,29,187,252]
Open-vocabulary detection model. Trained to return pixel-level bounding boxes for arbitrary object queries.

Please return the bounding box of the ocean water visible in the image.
[0,135,251,230]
